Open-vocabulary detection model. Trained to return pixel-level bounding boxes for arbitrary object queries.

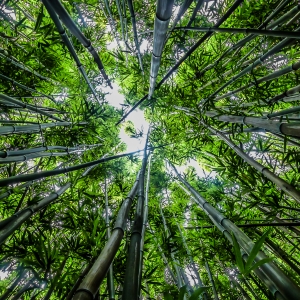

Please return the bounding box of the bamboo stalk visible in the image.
[49,0,112,88]
[268,83,300,104]
[201,121,300,203]
[115,0,125,44]
[171,163,300,300]
[72,172,140,300]
[126,0,144,73]
[186,0,205,27]
[148,0,174,99]
[42,0,100,103]
[105,178,115,300]
[0,94,64,122]
[205,260,219,300]
[205,112,300,138]
[122,138,149,299]
[116,0,243,124]
[0,269,26,300]
[268,106,300,118]
[0,150,142,187]
[185,222,300,229]
[175,27,300,39]
[230,277,251,300]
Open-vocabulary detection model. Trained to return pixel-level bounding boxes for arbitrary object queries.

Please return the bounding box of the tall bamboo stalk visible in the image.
[148,0,174,99]
[171,163,300,300]
[230,277,251,300]
[205,111,300,138]
[201,121,300,204]
[0,94,64,122]
[205,260,219,300]
[116,0,243,124]
[0,149,142,186]
[122,139,149,299]
[72,170,140,300]
[49,0,112,88]
[42,0,99,103]
[105,178,115,300]
[126,0,144,73]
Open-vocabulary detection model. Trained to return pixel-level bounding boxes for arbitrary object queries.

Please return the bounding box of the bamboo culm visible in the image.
[205,260,219,300]
[49,0,112,88]
[116,0,243,125]
[148,0,174,98]
[0,94,64,122]
[72,172,140,300]
[205,111,300,138]
[172,163,300,300]
[201,121,300,204]
[42,0,99,103]
[122,141,149,299]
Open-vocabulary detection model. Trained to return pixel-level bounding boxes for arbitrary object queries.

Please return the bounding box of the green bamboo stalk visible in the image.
[213,60,300,101]
[72,172,140,300]
[0,94,64,122]
[126,0,144,73]
[0,73,56,103]
[239,277,260,300]
[268,83,300,104]
[122,138,149,299]
[171,163,300,300]
[230,277,251,300]
[149,0,174,98]
[42,0,100,103]
[185,222,300,229]
[116,0,243,125]
[205,112,300,138]
[205,260,219,300]
[268,106,300,118]
[0,150,141,187]
[105,178,115,300]
[0,121,77,136]
[115,0,125,44]
[175,27,300,39]
[186,0,205,27]
[49,0,112,88]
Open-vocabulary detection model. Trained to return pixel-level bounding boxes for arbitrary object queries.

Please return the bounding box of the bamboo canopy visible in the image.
[1,1,300,299]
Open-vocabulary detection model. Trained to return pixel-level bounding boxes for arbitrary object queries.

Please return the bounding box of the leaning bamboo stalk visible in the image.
[122,141,149,299]
[0,94,64,122]
[138,154,152,296]
[267,106,300,118]
[49,0,112,88]
[205,260,219,300]
[186,0,205,27]
[201,121,300,204]
[268,83,300,104]
[213,60,300,101]
[205,112,300,138]
[72,172,140,300]
[0,73,55,102]
[0,269,26,300]
[42,0,99,103]
[105,178,115,300]
[175,27,300,39]
[172,164,300,300]
[199,27,300,107]
[126,0,144,73]
[148,0,174,99]
[231,277,251,300]
[0,121,78,136]
[116,0,243,124]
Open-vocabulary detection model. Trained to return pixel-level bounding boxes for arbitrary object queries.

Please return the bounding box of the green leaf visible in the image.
[179,285,187,300]
[231,232,244,273]
[164,294,174,300]
[245,257,274,276]
[189,287,209,300]
[245,229,271,272]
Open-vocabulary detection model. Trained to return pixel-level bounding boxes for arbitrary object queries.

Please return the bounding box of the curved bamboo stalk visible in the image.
[148,0,174,98]
[72,172,140,300]
[0,149,141,187]
[105,178,115,300]
[122,139,149,299]
[0,94,64,122]
[49,0,112,88]
[175,27,300,39]
[205,112,300,138]
[201,121,300,204]
[214,60,300,101]
[126,0,144,73]
[171,164,300,300]
[116,0,243,125]
[42,0,99,103]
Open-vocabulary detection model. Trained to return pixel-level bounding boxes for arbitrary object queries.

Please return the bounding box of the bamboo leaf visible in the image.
[189,287,209,300]
[231,232,244,273]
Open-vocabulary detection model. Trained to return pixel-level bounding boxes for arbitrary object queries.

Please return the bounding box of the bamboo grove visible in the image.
[1,0,300,299]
